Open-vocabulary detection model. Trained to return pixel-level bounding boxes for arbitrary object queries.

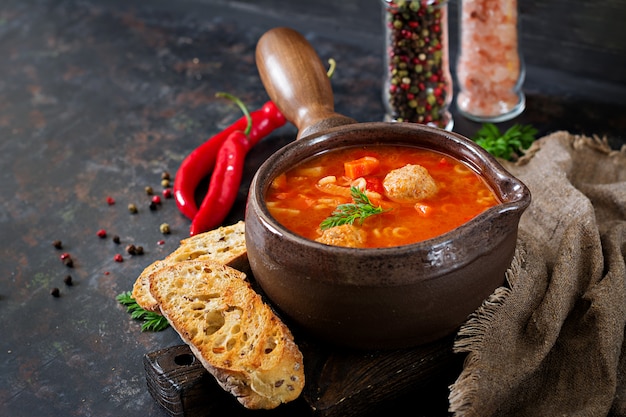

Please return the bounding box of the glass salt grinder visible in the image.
[455,0,526,122]
[382,0,454,131]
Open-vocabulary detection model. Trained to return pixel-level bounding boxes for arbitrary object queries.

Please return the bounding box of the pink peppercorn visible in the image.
[106,196,115,205]
[162,188,172,199]
[60,253,74,267]
[151,195,162,205]
[97,229,107,238]
[114,254,123,262]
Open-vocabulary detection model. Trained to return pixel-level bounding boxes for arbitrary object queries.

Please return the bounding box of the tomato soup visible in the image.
[265,145,499,248]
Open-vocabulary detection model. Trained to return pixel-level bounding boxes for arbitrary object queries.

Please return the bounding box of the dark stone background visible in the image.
[1,1,624,416]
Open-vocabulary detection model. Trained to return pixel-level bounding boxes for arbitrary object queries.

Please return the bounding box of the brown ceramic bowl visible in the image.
[244,28,531,350]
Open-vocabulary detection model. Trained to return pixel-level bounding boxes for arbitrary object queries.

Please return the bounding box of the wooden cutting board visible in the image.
[144,331,462,417]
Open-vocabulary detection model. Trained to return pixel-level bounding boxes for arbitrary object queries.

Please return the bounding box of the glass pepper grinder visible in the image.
[455,0,525,122]
[382,0,453,131]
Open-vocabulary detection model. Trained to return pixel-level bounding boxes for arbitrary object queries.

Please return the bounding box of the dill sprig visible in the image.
[116,291,170,332]
[320,186,388,230]
[473,123,538,161]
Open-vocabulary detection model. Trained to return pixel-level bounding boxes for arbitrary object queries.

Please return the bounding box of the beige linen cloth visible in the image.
[449,131,626,417]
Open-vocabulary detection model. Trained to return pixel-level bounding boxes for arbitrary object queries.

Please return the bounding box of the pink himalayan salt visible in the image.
[456,0,523,119]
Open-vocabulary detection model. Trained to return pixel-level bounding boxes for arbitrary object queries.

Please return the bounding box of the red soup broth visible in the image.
[265,145,500,248]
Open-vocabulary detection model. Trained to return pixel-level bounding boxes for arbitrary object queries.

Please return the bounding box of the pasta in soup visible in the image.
[265,145,499,248]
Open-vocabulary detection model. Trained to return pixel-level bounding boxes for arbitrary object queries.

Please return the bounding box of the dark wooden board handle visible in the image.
[143,336,461,417]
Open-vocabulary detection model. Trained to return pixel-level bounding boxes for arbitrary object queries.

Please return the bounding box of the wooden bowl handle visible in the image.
[255,27,356,139]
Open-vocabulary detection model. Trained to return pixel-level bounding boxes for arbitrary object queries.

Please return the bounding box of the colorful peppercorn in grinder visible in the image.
[382,0,453,131]
[455,0,525,122]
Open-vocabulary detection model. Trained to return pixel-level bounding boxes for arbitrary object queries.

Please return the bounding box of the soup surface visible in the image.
[265,145,499,248]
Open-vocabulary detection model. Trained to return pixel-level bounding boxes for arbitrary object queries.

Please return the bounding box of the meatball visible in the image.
[315,224,367,248]
[383,164,438,203]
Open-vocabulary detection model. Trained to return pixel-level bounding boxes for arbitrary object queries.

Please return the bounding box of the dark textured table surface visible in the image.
[2,1,625,416]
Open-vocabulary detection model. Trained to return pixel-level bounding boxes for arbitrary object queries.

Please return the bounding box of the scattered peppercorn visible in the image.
[149,201,158,211]
[157,240,165,245]
[126,244,137,255]
[112,235,121,244]
[114,254,123,262]
[51,287,60,297]
[128,203,138,214]
[161,171,170,180]
[151,195,162,205]
[106,196,115,205]
[64,275,73,286]
[162,188,172,199]
[60,253,74,267]
[161,179,170,188]
[135,245,144,255]
[97,229,107,238]
[159,223,171,234]
[52,240,63,249]
[145,186,154,195]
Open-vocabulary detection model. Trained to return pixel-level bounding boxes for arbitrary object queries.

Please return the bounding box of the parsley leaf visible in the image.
[472,123,538,160]
[320,187,388,230]
[116,291,169,332]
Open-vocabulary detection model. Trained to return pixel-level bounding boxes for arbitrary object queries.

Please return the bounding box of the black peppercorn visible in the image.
[126,244,137,255]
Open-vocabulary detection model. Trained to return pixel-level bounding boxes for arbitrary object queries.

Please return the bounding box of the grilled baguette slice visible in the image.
[132,220,247,312]
[149,260,305,409]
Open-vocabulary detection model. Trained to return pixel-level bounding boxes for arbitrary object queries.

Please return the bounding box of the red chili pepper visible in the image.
[173,100,286,221]
[189,93,277,235]
[189,131,248,235]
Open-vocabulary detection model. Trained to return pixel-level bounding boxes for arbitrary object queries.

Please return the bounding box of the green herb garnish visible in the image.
[320,186,388,230]
[473,123,538,160]
[116,291,170,332]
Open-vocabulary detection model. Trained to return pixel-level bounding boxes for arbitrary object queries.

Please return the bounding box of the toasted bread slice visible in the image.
[149,260,305,409]
[132,221,247,312]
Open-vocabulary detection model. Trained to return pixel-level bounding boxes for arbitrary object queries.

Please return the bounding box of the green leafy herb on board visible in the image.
[320,186,388,230]
[472,123,538,160]
[116,291,169,332]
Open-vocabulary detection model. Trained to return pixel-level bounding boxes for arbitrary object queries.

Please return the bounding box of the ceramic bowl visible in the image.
[245,122,531,350]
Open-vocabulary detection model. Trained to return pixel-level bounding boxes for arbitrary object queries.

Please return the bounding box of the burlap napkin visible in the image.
[448,131,626,417]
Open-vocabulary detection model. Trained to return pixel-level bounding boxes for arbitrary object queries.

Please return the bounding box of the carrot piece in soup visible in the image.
[344,156,380,179]
[415,203,433,216]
